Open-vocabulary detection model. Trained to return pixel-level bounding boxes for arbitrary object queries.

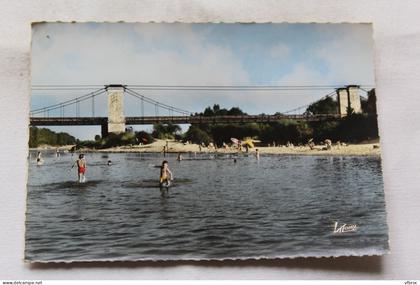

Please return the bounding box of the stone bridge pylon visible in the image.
[336,85,362,116]
[102,84,126,137]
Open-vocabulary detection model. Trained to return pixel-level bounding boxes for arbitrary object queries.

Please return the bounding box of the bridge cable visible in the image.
[282,90,337,115]
[92,96,95,117]
[125,88,192,116]
[30,88,106,116]
[125,88,191,115]
[126,84,375,91]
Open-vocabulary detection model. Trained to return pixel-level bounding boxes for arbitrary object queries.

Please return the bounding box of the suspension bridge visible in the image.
[29,84,369,137]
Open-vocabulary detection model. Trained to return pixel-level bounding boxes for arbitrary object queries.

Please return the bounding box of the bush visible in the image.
[184,125,211,145]
[210,123,260,146]
[310,120,340,142]
[152,123,181,139]
[258,120,312,145]
[336,113,379,142]
[136,131,154,145]
[102,132,136,148]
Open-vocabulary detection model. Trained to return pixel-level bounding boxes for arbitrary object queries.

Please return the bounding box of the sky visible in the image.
[31,23,375,140]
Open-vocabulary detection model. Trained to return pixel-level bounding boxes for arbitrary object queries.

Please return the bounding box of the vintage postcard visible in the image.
[25,22,389,262]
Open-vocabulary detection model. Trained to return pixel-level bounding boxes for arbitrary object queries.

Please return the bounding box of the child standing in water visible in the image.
[71,154,87,183]
[159,160,173,187]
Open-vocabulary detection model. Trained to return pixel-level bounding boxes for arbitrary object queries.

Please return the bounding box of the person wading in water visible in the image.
[159,160,173,196]
[36,151,43,166]
[71,154,87,183]
[159,160,173,188]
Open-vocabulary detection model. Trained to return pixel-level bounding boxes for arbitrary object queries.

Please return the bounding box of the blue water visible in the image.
[25,151,389,261]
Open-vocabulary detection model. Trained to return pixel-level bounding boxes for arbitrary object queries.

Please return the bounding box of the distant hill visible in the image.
[29,127,76,147]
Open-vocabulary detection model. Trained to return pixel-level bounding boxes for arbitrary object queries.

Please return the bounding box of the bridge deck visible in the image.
[29,114,342,126]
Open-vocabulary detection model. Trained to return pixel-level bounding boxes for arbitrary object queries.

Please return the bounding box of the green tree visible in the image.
[200,105,246,116]
[258,120,312,144]
[210,123,259,146]
[336,113,379,142]
[152,123,181,139]
[227,107,245,116]
[184,125,211,145]
[366,89,377,115]
[306,97,338,114]
[28,127,76,147]
[121,132,136,144]
[309,120,340,142]
[135,131,154,144]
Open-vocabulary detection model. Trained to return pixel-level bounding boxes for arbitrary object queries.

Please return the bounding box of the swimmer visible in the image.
[107,160,112,166]
[177,153,183,161]
[71,154,87,183]
[159,160,173,188]
[255,148,260,159]
[233,158,237,163]
[36,151,43,166]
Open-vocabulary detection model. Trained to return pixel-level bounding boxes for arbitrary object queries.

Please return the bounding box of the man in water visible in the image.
[255,148,260,159]
[159,160,173,187]
[36,151,43,166]
[71,154,87,183]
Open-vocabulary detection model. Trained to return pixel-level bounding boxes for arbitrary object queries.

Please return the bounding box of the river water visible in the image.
[25,151,389,261]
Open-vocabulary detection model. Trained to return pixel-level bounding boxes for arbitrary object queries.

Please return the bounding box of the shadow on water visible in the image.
[28,255,383,274]
[121,179,193,189]
[29,180,103,191]
[30,178,193,191]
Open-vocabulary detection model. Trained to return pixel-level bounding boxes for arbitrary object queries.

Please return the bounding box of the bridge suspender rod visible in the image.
[125,88,192,116]
[30,88,106,115]
[76,100,79,117]
[92,95,95,117]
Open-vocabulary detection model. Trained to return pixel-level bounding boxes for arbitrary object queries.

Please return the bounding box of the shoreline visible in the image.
[30,140,381,156]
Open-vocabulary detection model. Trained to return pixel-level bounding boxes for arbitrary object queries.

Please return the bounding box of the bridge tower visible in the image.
[337,85,361,116]
[103,84,126,136]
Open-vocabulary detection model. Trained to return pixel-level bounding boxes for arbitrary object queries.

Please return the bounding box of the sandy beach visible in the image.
[33,139,381,156]
[38,139,381,156]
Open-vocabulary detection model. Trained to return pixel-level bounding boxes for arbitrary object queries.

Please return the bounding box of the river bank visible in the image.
[31,140,381,156]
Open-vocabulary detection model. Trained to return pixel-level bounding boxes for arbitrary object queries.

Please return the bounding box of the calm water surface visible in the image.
[25,151,389,261]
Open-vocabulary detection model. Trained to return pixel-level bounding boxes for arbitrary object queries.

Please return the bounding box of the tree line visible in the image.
[29,127,76,147]
[29,89,379,148]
